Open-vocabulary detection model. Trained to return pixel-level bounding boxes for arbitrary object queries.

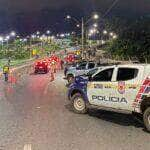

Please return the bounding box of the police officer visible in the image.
[3,64,10,82]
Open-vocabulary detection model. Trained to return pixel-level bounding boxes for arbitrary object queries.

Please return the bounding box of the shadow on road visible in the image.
[88,109,144,128]
[65,103,145,130]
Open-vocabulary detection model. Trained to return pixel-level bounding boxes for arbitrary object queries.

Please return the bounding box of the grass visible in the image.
[0,58,34,71]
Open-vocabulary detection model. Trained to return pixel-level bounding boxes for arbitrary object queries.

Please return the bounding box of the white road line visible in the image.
[23,144,32,150]
[36,106,41,109]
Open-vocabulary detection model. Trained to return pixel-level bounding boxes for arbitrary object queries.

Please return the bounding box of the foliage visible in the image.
[105,16,150,62]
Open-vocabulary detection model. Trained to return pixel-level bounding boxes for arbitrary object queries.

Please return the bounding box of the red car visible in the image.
[65,53,75,64]
[34,60,49,74]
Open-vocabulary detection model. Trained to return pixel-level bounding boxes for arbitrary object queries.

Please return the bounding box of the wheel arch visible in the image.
[70,88,88,102]
[67,73,74,78]
[140,96,150,113]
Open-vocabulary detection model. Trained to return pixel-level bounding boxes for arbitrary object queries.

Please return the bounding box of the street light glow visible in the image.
[0,36,3,42]
[10,31,16,37]
[93,14,99,20]
[93,23,98,28]
[113,35,117,39]
[23,38,27,42]
[77,24,80,27]
[31,34,36,39]
[103,30,108,35]
[67,15,71,19]
[90,28,97,34]
[110,32,114,36]
[46,30,50,34]
[60,34,65,37]
[6,36,10,40]
[36,31,40,35]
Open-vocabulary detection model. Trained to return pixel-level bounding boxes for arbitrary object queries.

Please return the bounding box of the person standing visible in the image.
[3,64,10,82]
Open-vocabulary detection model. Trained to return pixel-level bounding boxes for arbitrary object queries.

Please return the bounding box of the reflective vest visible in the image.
[3,66,9,73]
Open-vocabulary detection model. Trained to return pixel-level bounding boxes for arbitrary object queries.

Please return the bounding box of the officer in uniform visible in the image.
[3,64,10,82]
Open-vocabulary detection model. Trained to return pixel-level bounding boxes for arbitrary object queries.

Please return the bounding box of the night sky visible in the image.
[0,0,150,35]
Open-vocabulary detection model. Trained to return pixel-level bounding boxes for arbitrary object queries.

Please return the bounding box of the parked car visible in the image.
[68,64,150,132]
[34,60,49,74]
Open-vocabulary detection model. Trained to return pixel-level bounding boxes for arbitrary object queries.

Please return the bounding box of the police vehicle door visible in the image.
[114,67,143,111]
[87,68,116,107]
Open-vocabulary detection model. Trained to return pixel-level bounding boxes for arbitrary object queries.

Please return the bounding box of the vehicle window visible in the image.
[87,68,98,76]
[88,63,95,69]
[78,63,87,70]
[117,68,138,81]
[92,68,114,82]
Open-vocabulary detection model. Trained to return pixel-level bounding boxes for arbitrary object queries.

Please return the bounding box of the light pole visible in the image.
[66,13,99,54]
[81,17,84,52]
[0,36,3,52]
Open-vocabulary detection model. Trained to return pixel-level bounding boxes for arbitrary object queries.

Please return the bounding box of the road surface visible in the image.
[0,71,149,150]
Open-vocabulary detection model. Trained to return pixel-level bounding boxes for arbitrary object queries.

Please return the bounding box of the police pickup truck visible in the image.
[68,64,150,132]
[66,61,97,84]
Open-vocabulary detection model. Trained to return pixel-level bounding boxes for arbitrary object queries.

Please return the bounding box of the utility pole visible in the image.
[81,17,84,54]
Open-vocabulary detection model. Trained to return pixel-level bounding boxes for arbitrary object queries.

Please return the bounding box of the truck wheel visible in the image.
[143,107,150,132]
[71,93,87,114]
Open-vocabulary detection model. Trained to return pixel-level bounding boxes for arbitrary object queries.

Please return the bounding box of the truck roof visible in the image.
[101,63,150,68]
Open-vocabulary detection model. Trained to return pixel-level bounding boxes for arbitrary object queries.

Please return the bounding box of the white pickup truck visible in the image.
[68,64,150,132]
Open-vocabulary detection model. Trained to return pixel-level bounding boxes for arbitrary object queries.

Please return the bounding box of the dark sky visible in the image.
[0,0,150,35]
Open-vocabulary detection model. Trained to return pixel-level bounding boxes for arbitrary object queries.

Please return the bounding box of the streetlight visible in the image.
[103,30,108,35]
[109,32,114,36]
[31,34,36,39]
[36,31,40,35]
[113,35,117,39]
[93,14,99,20]
[10,31,16,37]
[23,38,27,42]
[93,23,98,28]
[46,30,50,34]
[60,34,65,38]
[6,36,10,40]
[66,13,99,53]
[66,15,71,19]
[76,24,80,28]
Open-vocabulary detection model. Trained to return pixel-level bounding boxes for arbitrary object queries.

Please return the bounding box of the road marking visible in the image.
[36,106,41,109]
[24,144,32,150]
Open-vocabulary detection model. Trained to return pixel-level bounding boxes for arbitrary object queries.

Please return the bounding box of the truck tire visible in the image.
[143,107,150,132]
[71,93,87,114]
